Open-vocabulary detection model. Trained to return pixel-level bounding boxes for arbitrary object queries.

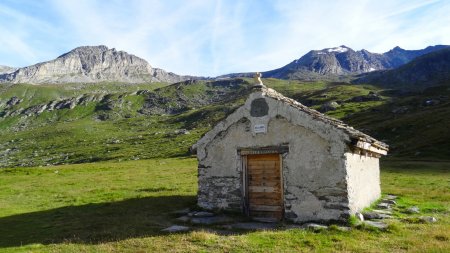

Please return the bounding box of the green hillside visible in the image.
[1,79,449,168]
[355,48,450,91]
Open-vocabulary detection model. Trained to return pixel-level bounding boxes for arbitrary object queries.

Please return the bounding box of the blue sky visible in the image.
[0,0,449,76]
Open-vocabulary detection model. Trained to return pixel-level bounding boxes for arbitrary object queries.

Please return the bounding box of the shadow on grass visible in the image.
[0,195,196,248]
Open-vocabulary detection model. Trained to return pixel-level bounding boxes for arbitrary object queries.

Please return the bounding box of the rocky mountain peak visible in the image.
[58,45,110,58]
[323,45,350,53]
[260,44,450,80]
[0,45,190,84]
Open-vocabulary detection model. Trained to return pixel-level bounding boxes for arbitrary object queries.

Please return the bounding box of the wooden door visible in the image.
[246,153,283,222]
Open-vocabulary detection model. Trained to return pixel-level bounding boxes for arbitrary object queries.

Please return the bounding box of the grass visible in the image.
[343,86,450,160]
[2,80,449,167]
[0,79,251,167]
[0,158,448,252]
[0,99,242,167]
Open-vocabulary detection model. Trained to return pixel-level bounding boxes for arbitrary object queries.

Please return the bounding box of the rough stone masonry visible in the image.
[192,79,388,223]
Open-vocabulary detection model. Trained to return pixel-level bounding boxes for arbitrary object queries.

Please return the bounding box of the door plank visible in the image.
[249,205,282,212]
[246,153,283,221]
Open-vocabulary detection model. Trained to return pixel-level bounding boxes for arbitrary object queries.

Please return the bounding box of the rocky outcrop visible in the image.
[1,93,107,117]
[347,91,382,102]
[0,46,190,84]
[320,101,340,112]
[6,96,21,107]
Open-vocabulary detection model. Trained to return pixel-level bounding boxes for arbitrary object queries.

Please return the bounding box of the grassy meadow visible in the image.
[0,158,448,252]
[1,80,449,252]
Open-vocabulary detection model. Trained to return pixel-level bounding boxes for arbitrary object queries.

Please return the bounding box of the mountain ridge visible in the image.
[1,44,448,87]
[354,47,450,90]
[0,45,193,84]
[219,45,449,80]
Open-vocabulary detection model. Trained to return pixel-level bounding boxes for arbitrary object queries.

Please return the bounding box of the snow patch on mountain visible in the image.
[327,46,348,53]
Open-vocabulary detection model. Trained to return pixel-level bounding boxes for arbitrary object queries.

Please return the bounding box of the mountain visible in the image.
[219,45,449,80]
[0,65,17,75]
[0,46,191,84]
[354,48,450,90]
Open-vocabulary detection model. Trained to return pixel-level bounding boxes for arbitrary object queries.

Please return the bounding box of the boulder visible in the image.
[190,216,233,225]
[362,211,392,220]
[190,211,214,217]
[384,194,397,200]
[175,129,190,135]
[419,216,437,223]
[348,92,382,102]
[372,209,392,215]
[161,225,190,232]
[320,101,340,112]
[303,223,328,231]
[6,96,21,107]
[364,221,388,230]
[381,199,397,205]
[355,212,365,221]
[376,202,391,209]
[405,206,420,214]
[423,99,440,106]
[175,216,191,223]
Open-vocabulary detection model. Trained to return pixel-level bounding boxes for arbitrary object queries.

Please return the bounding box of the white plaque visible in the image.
[254,124,266,133]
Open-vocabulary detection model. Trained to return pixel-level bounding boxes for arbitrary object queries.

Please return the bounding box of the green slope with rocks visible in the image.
[1,78,449,167]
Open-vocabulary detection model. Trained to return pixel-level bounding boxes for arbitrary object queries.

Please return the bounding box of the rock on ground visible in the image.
[376,202,391,209]
[405,206,420,214]
[364,221,388,230]
[175,215,191,223]
[381,199,397,205]
[190,216,234,225]
[355,212,365,221]
[372,209,392,215]
[419,216,437,223]
[191,211,215,217]
[303,223,328,231]
[161,225,190,232]
[362,211,392,220]
[384,194,397,200]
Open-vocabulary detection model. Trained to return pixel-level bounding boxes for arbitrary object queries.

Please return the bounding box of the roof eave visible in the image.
[354,140,388,156]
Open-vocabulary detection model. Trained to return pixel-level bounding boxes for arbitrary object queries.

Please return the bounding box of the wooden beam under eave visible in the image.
[355,141,388,156]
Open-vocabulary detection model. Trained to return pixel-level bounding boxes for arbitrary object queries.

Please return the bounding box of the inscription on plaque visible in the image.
[254,124,267,133]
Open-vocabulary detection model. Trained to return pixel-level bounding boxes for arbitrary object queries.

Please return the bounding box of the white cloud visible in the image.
[1,0,449,75]
[239,0,450,74]
[49,0,219,75]
[0,2,57,66]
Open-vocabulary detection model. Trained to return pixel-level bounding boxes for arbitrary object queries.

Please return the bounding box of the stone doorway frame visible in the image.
[238,145,289,220]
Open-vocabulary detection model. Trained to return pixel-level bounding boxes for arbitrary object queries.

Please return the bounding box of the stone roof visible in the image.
[258,85,389,151]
